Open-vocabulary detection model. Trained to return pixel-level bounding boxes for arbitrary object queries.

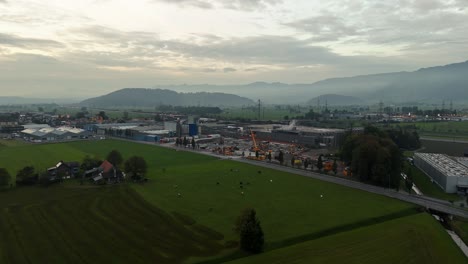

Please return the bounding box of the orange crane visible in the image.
[247,129,265,160]
[250,129,260,152]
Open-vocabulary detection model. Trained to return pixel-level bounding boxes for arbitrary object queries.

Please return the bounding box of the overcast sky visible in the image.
[0,0,467,98]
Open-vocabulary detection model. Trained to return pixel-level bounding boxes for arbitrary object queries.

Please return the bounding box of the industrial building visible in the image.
[414,153,468,194]
[249,121,346,148]
[21,126,91,142]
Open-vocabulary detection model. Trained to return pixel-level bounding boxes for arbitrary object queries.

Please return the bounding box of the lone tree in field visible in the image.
[234,208,264,254]
[0,168,11,188]
[124,156,148,180]
[107,150,123,167]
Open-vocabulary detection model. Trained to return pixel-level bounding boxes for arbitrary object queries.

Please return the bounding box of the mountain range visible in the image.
[151,60,468,104]
[79,88,255,108]
[1,60,467,107]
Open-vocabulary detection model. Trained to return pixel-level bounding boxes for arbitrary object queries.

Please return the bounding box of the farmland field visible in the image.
[226,213,466,264]
[0,139,466,263]
[386,121,468,141]
[0,185,225,264]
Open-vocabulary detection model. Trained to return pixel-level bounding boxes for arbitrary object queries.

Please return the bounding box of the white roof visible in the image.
[415,153,468,177]
[142,130,170,135]
[21,126,86,136]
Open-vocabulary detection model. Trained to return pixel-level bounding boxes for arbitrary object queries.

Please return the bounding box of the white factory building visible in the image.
[21,126,91,142]
[414,153,468,194]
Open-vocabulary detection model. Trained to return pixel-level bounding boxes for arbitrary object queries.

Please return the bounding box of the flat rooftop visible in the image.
[415,153,468,177]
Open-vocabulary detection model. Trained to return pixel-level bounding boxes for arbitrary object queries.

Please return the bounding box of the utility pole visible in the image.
[257,99,261,120]
[317,97,321,113]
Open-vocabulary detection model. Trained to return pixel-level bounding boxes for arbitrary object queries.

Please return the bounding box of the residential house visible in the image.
[88,160,125,184]
[47,161,80,180]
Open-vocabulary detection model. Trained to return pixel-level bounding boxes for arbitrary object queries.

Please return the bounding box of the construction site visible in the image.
[176,120,347,175]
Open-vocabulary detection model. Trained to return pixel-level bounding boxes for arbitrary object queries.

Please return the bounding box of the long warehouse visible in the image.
[414,153,468,194]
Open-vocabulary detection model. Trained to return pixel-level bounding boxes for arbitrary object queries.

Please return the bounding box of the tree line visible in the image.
[0,150,147,188]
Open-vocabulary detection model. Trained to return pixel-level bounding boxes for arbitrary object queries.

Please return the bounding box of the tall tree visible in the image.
[234,208,264,254]
[278,151,284,165]
[16,166,37,185]
[332,159,338,175]
[98,111,108,120]
[0,168,11,188]
[317,155,324,171]
[124,156,148,180]
[107,150,123,167]
[80,156,102,172]
[343,126,401,188]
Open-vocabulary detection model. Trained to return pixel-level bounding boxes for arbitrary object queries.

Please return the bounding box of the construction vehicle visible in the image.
[343,167,352,176]
[246,129,266,160]
[249,129,260,152]
[323,161,333,172]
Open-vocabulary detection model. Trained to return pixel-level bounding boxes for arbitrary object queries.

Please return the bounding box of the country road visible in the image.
[115,137,468,219]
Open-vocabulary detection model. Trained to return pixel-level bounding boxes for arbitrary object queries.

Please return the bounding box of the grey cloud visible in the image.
[220,0,282,11]
[223,67,236,73]
[156,0,213,9]
[161,35,344,65]
[0,33,64,49]
[156,0,281,10]
[0,53,175,97]
[284,15,362,42]
[285,0,468,48]
[65,25,385,69]
[202,68,217,72]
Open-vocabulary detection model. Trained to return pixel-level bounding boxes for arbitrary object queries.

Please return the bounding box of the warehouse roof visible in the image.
[415,153,468,177]
[21,126,87,136]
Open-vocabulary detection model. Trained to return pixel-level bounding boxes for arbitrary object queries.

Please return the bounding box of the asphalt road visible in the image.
[115,138,468,219]
[237,158,468,218]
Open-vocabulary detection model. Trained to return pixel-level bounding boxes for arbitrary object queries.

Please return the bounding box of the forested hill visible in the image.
[80,88,255,108]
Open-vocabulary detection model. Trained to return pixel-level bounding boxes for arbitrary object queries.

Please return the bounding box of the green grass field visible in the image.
[386,121,468,141]
[226,213,466,264]
[0,139,466,263]
[0,139,29,148]
[403,163,460,201]
[0,185,225,264]
[451,217,468,246]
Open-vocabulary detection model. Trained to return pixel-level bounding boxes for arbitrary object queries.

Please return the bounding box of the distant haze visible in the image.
[1,0,467,98]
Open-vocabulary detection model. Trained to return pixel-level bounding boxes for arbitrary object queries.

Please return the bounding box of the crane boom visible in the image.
[250,129,258,150]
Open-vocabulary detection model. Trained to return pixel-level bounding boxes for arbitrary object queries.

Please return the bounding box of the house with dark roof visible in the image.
[47,161,80,180]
